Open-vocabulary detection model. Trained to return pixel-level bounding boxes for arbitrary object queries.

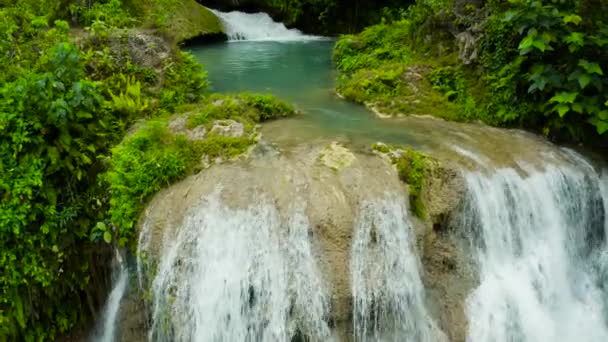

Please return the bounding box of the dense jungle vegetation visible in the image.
[333,0,608,144]
[2,0,607,340]
[0,0,293,340]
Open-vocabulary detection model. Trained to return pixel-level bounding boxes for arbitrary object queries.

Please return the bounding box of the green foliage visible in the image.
[372,143,428,218]
[0,1,214,338]
[335,0,608,142]
[428,66,477,120]
[107,92,293,246]
[0,38,115,341]
[240,93,297,121]
[187,93,297,129]
[160,51,209,112]
[69,0,137,28]
[105,122,201,244]
[333,1,475,120]
[108,75,149,117]
[480,0,608,139]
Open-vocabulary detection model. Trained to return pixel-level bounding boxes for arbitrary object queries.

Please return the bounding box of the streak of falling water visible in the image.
[462,164,608,342]
[142,190,331,342]
[351,195,446,342]
[94,250,129,342]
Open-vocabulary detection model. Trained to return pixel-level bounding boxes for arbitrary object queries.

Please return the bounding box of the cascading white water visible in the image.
[210,9,324,41]
[142,190,331,342]
[351,195,446,342]
[94,251,129,342]
[462,163,608,342]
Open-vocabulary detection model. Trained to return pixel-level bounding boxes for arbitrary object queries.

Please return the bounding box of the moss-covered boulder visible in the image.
[161,0,225,43]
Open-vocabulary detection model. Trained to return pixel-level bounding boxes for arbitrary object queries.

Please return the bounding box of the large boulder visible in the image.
[165,0,226,43]
[119,139,475,341]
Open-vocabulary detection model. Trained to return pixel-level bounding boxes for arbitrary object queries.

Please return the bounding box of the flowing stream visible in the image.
[98,9,608,342]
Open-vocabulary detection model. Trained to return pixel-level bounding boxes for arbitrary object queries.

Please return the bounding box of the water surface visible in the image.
[189,40,581,170]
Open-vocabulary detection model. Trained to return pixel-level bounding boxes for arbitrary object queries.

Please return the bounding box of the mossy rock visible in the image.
[165,0,225,43]
[372,143,428,218]
[338,63,462,121]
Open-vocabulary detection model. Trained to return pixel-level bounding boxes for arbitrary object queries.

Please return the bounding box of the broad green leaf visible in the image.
[47,146,60,165]
[596,120,608,134]
[532,39,547,51]
[563,14,582,25]
[96,222,107,231]
[577,73,592,89]
[565,32,584,52]
[572,103,584,113]
[554,103,570,117]
[599,110,608,120]
[579,59,604,75]
[103,231,112,244]
[518,35,533,51]
[550,92,578,104]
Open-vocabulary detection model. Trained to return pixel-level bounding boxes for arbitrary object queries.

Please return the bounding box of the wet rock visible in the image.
[456,31,480,65]
[168,115,208,141]
[318,142,356,171]
[126,140,474,341]
[210,119,245,138]
[418,160,475,342]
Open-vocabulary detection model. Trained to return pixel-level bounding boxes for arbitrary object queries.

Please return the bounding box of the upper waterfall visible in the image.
[210,9,325,41]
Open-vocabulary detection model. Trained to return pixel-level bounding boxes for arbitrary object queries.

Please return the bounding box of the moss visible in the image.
[338,63,463,120]
[332,2,484,123]
[196,135,253,159]
[107,92,297,243]
[186,93,297,129]
[106,121,202,244]
[144,0,225,43]
[373,143,428,218]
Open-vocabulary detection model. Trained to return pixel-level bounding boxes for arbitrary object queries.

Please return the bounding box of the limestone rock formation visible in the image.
[120,139,475,341]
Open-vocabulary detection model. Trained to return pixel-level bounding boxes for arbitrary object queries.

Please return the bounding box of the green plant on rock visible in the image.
[187,93,297,129]
[105,121,201,245]
[160,51,208,112]
[108,74,149,117]
[70,0,137,28]
[372,143,428,218]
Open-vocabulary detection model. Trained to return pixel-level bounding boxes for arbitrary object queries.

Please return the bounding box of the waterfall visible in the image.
[142,190,331,341]
[462,163,608,342]
[94,250,129,342]
[351,195,446,342]
[210,9,324,42]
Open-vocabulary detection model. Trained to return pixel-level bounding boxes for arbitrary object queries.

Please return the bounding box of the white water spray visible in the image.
[210,9,325,41]
[143,190,331,341]
[94,251,129,342]
[351,195,446,342]
[463,164,608,342]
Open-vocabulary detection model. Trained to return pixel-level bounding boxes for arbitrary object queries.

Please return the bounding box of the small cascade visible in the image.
[351,195,446,342]
[210,9,324,41]
[94,250,129,342]
[462,163,608,342]
[141,190,331,341]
